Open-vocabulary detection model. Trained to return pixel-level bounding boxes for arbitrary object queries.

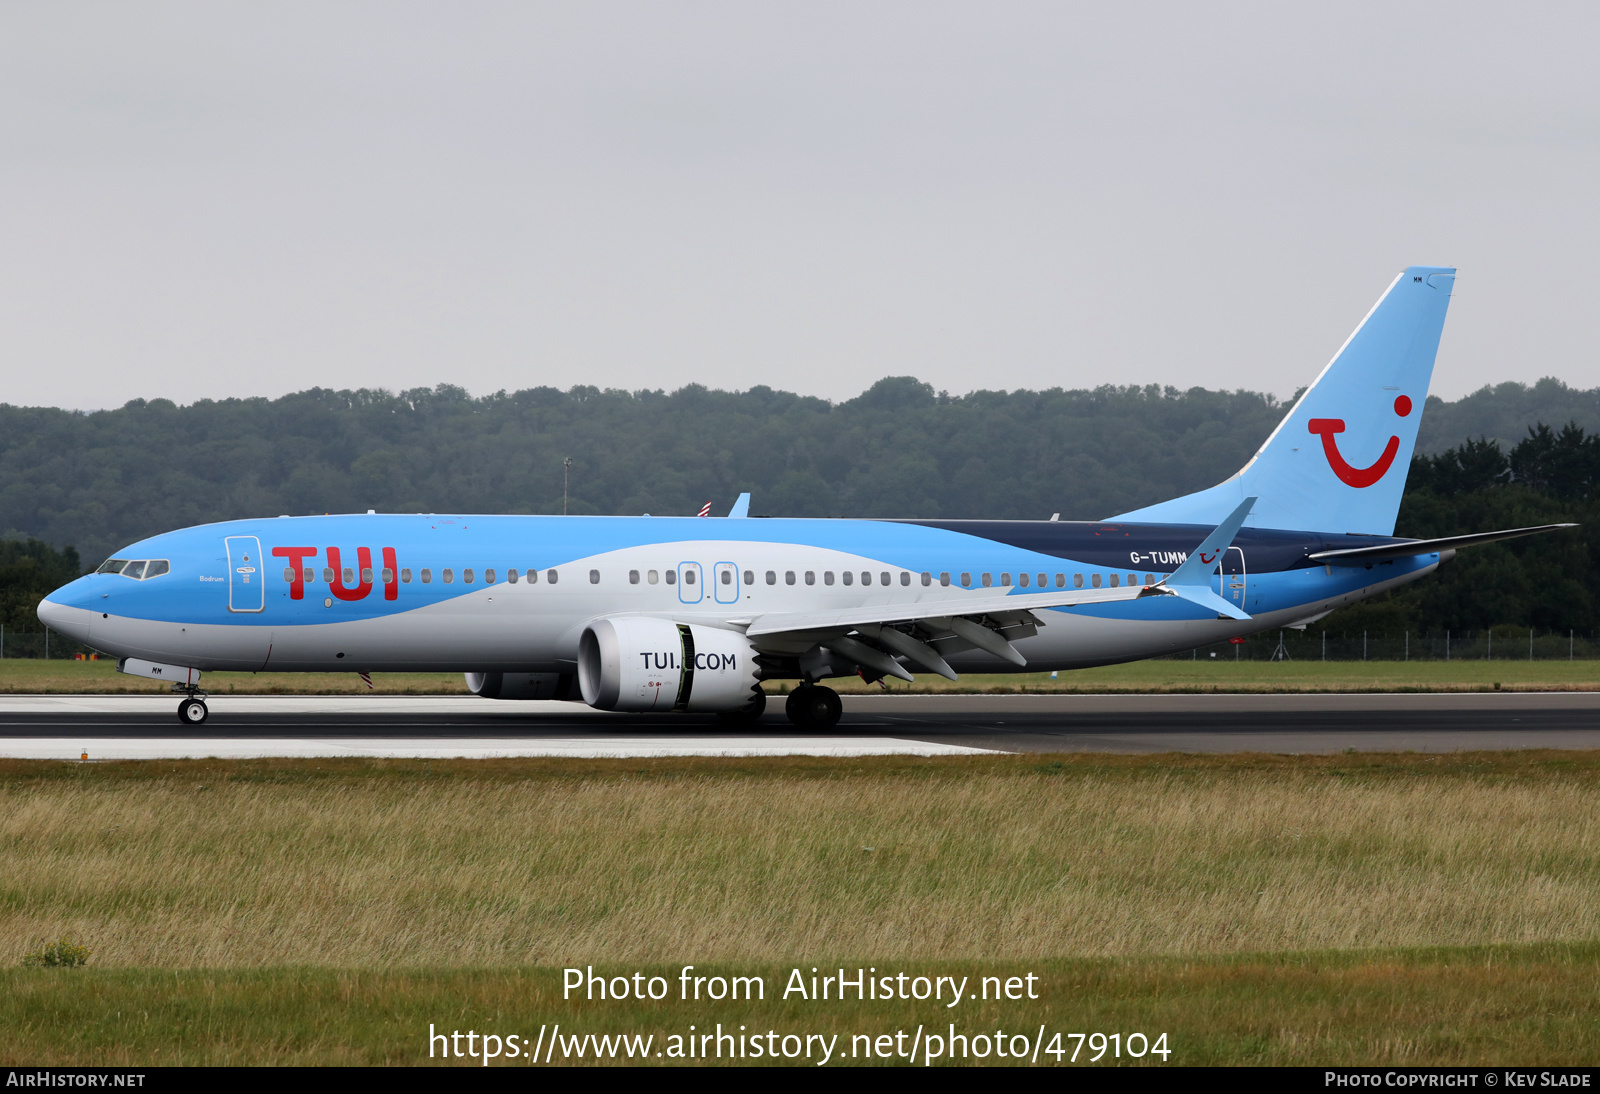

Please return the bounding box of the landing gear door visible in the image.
[225,535,265,613]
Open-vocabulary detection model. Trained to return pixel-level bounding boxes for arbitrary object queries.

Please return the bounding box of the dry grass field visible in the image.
[5,946,1597,1065]
[5,752,1598,1064]
[4,657,1599,694]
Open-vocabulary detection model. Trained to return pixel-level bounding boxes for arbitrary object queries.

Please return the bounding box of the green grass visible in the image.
[4,657,1599,694]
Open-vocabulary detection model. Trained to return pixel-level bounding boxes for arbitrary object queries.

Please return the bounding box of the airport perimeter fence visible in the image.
[1168,627,1600,662]
[0,626,99,661]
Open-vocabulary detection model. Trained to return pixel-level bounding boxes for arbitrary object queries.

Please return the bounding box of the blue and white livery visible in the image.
[37,267,1573,727]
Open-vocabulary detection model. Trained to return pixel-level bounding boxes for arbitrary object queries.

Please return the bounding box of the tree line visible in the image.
[0,376,1596,636]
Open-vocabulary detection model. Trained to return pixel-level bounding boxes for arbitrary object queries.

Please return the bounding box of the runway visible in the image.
[2,692,1599,758]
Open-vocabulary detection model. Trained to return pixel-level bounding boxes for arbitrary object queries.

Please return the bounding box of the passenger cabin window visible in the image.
[1091,574,1102,588]
[1109,574,1119,588]
[805,571,816,586]
[766,570,776,585]
[97,559,128,575]
[940,572,950,586]
[1072,574,1082,588]
[589,569,600,584]
[666,570,676,585]
[303,568,314,583]
[380,568,393,583]
[960,573,971,587]
[362,567,374,583]
[1039,573,1048,588]
[857,572,867,586]
[785,571,796,585]
[980,573,991,587]
[743,570,754,585]
[547,569,559,584]
[484,569,496,584]
[402,568,413,583]
[1144,573,1155,585]
[1019,573,1030,587]
[884,572,893,586]
[527,568,538,584]
[828,572,838,586]
[421,569,432,584]
[1128,573,1137,587]
[343,568,356,585]
[442,569,454,584]
[506,569,517,584]
[629,570,640,584]
[463,569,474,584]
[922,572,932,586]
[647,570,659,584]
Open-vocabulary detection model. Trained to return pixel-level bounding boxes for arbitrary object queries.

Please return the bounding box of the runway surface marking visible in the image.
[5,736,995,760]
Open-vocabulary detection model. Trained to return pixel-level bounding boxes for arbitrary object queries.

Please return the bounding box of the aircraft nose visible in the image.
[36,594,68,630]
[38,578,100,644]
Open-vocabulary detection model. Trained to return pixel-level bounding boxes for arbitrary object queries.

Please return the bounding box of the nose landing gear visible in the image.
[174,685,209,726]
[784,684,842,729]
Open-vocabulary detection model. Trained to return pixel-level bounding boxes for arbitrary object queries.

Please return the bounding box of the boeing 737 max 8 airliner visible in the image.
[37,267,1574,726]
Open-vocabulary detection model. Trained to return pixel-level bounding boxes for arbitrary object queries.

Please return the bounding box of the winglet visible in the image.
[727,493,751,518]
[1162,496,1256,621]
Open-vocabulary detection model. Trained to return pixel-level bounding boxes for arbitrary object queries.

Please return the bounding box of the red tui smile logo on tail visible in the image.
[1308,395,1412,488]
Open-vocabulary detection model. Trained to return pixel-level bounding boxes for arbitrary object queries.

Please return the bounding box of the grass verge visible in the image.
[4,751,1600,967]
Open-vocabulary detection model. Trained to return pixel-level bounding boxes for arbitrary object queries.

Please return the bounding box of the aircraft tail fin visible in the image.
[1111,266,1456,536]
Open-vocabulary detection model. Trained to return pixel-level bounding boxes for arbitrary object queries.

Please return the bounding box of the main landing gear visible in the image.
[174,686,209,726]
[785,683,842,729]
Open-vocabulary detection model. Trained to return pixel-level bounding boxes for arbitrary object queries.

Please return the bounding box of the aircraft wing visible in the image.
[1308,523,1577,564]
[741,582,1162,638]
[735,582,1163,680]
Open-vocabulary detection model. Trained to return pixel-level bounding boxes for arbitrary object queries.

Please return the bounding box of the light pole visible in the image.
[563,457,573,515]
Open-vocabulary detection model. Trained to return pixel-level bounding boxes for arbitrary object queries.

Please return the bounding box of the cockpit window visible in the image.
[97,559,129,574]
[111,559,170,580]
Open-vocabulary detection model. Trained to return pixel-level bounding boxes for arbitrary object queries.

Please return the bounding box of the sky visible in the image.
[1,2,1596,410]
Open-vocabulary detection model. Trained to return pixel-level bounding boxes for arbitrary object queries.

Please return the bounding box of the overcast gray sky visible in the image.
[2,2,1595,409]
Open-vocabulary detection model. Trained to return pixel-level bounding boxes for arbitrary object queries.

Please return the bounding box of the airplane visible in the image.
[38,265,1575,728]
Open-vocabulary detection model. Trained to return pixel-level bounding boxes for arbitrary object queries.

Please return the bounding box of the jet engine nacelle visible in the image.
[578,616,761,713]
[464,672,577,700]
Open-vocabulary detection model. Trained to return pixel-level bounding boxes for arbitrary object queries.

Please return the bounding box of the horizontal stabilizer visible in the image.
[1309,523,1578,564]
